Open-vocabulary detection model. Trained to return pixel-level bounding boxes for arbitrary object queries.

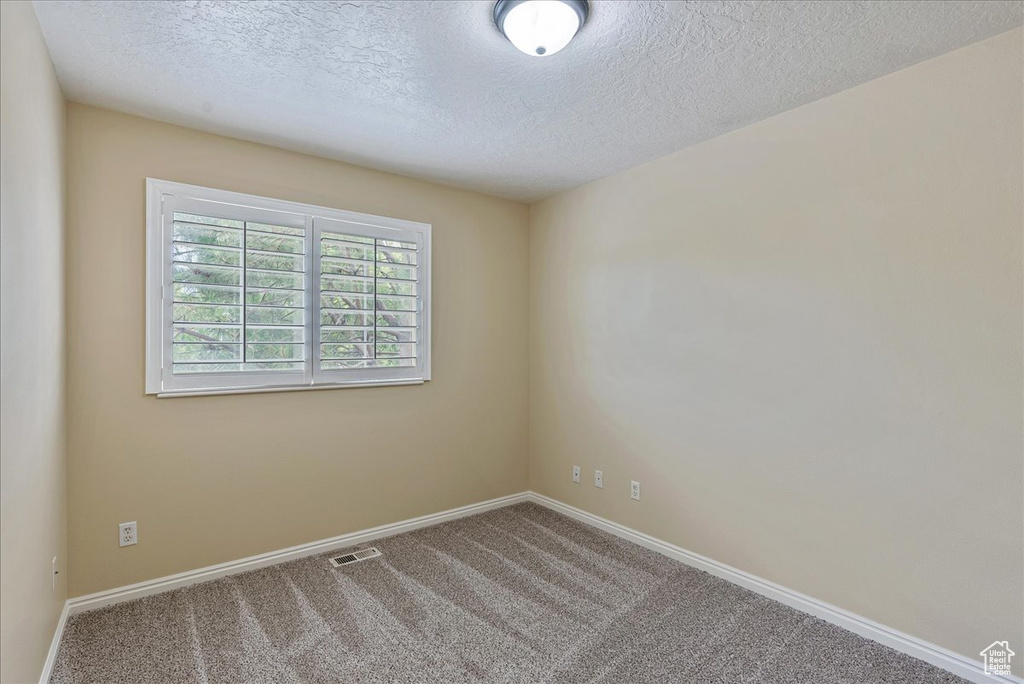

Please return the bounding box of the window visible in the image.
[146,179,431,396]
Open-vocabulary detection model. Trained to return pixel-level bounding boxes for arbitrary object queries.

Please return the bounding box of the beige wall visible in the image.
[65,104,529,597]
[529,27,1023,674]
[0,2,68,682]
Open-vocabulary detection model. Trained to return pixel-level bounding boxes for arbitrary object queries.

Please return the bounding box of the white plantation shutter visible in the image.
[313,216,428,384]
[147,180,430,396]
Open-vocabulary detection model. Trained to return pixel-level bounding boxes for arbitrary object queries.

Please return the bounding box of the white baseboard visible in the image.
[43,489,1018,684]
[38,601,70,684]
[526,492,1022,684]
[65,491,530,617]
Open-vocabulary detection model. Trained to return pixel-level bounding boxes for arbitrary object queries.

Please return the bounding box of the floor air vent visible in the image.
[330,547,382,568]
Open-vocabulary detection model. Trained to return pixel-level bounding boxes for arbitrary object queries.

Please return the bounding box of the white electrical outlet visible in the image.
[51,556,58,590]
[594,470,603,488]
[572,465,581,483]
[119,521,137,547]
[631,480,641,501]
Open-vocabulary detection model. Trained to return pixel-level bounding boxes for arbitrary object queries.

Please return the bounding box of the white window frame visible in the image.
[146,178,431,397]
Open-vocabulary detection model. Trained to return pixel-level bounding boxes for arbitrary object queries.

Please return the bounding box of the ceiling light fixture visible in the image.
[494,0,589,57]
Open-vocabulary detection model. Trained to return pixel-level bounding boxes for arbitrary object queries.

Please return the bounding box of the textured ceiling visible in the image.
[33,1,1023,202]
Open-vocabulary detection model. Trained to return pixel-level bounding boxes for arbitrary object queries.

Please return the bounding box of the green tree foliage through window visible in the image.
[319,230,418,370]
[170,214,421,375]
[171,212,306,373]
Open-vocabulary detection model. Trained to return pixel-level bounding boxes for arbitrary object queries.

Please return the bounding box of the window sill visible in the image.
[155,378,426,398]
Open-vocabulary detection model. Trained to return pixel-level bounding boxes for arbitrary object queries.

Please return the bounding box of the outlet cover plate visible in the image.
[595,470,603,488]
[572,465,581,483]
[631,480,641,501]
[119,521,137,547]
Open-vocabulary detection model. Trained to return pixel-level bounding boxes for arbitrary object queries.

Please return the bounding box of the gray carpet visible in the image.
[51,503,968,683]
